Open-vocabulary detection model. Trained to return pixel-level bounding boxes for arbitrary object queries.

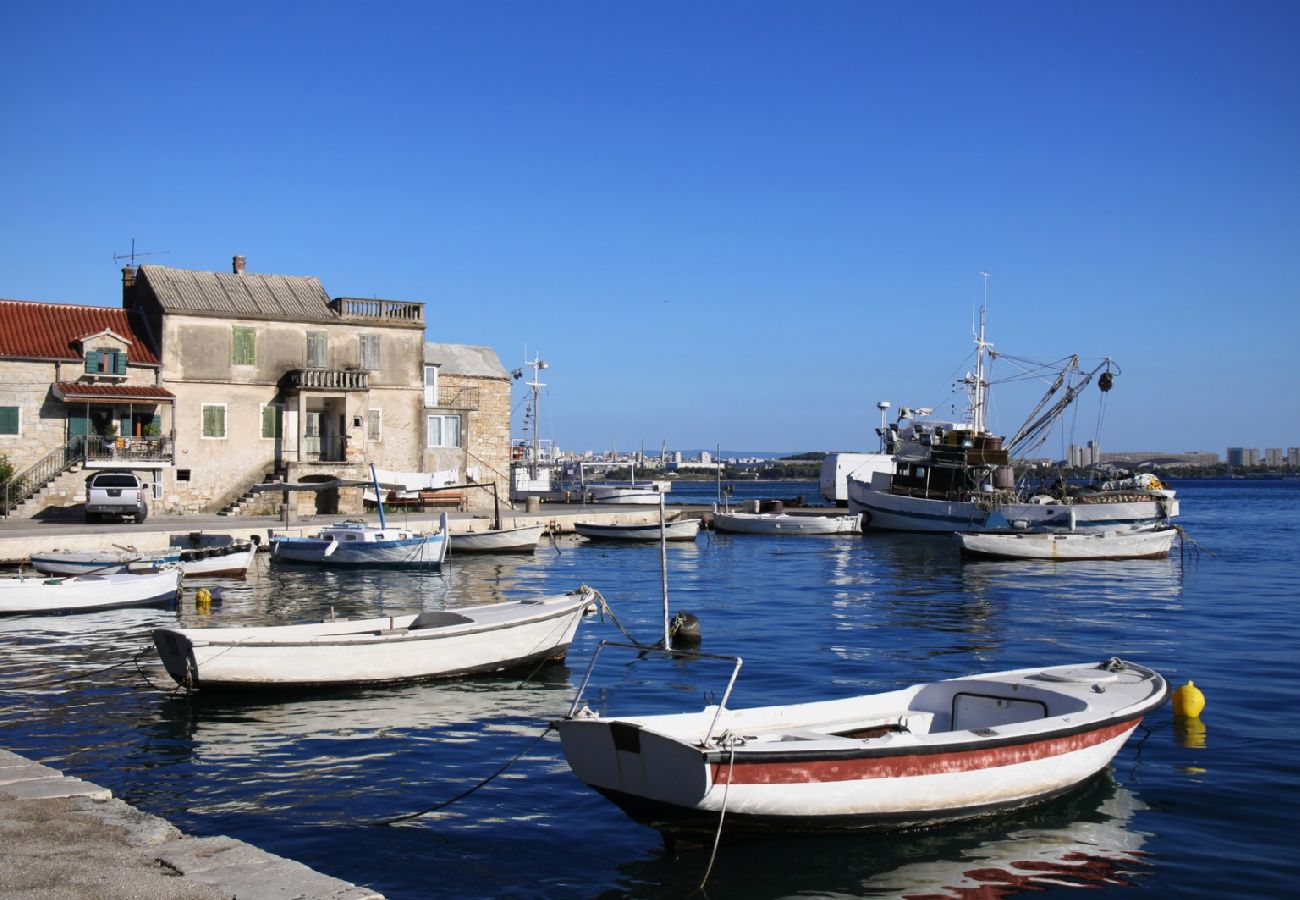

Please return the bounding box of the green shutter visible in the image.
[85,352,100,374]
[0,406,18,435]
[232,327,255,365]
[115,351,127,375]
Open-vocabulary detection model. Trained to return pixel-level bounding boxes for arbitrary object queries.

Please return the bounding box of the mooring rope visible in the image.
[1,644,155,691]
[693,738,738,894]
[372,722,557,826]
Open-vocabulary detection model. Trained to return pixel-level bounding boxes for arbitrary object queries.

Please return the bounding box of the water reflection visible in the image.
[611,775,1150,898]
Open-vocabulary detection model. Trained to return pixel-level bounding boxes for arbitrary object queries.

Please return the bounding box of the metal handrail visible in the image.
[565,640,745,748]
[1,437,86,517]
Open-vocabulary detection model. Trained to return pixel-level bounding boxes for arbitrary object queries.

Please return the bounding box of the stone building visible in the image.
[1,256,511,518]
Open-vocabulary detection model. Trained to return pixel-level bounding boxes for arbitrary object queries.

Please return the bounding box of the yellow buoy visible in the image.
[195,587,212,614]
[1172,680,1205,718]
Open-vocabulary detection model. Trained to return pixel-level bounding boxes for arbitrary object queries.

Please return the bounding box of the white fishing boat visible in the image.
[574,519,702,542]
[557,649,1166,839]
[0,568,182,617]
[588,483,670,505]
[449,523,546,554]
[29,547,182,576]
[152,587,597,690]
[169,533,257,577]
[270,514,448,569]
[847,282,1178,534]
[712,511,861,535]
[957,526,1177,560]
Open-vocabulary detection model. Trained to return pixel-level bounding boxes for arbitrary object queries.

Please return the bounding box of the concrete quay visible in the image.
[0,748,382,899]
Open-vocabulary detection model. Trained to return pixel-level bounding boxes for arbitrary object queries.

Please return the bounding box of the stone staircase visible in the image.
[217,474,282,516]
[4,463,90,520]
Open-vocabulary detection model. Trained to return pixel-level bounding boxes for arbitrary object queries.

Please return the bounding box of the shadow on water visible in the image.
[607,772,1151,899]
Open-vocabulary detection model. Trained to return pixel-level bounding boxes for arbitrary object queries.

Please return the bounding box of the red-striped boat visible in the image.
[556,647,1166,839]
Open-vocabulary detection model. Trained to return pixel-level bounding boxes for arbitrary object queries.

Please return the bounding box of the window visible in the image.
[426,414,461,448]
[201,404,227,439]
[232,327,256,365]
[0,405,18,435]
[260,403,283,440]
[423,365,439,406]
[366,408,382,442]
[360,334,380,370]
[306,331,328,368]
[85,348,126,376]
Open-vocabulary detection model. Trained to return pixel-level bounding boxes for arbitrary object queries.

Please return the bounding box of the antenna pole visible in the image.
[973,272,991,434]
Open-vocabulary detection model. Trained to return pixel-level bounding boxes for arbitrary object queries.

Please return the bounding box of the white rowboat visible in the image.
[712,511,861,535]
[957,527,1177,561]
[152,587,596,690]
[0,568,182,617]
[574,519,702,542]
[30,548,182,576]
[447,524,545,554]
[557,650,1166,839]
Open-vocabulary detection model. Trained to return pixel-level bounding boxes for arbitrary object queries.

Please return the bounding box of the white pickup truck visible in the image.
[84,471,149,523]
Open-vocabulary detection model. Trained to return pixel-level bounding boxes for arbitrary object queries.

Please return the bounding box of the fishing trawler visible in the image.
[848,281,1178,534]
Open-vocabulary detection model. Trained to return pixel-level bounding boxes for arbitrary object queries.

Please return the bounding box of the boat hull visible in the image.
[557,659,1165,838]
[30,549,183,576]
[958,527,1176,560]
[0,568,182,617]
[848,479,1178,534]
[153,589,593,689]
[271,533,446,568]
[574,520,701,542]
[447,524,545,553]
[712,512,861,535]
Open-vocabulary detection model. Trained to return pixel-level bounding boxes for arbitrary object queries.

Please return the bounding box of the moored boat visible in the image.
[557,649,1166,839]
[270,513,449,569]
[448,523,546,554]
[30,547,183,576]
[574,519,701,542]
[957,526,1177,560]
[0,567,183,617]
[169,533,257,577]
[152,587,597,690]
[712,511,861,535]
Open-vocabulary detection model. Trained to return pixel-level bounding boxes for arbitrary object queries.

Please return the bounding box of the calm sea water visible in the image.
[2,480,1297,898]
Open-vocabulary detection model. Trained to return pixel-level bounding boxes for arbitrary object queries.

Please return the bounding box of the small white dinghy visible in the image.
[152,587,597,690]
[574,519,702,542]
[448,524,546,554]
[169,533,257,577]
[712,511,861,535]
[957,526,1177,561]
[29,548,182,576]
[0,568,182,617]
[557,648,1166,839]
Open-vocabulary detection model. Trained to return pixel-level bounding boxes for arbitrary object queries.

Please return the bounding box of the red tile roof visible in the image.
[0,299,159,365]
[54,383,175,401]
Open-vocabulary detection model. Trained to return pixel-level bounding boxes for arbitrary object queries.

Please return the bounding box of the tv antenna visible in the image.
[112,238,168,267]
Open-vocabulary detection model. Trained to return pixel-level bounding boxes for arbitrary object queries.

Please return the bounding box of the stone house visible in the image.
[1,257,511,517]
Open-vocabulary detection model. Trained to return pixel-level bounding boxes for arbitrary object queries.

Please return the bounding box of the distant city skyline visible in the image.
[4,3,1297,451]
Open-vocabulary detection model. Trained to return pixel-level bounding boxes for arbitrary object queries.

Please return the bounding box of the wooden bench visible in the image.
[384,490,465,511]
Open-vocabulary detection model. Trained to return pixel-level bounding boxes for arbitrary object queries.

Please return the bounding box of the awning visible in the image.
[54,383,176,402]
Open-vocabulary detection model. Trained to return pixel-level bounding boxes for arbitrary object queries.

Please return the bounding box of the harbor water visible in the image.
[1,479,1298,898]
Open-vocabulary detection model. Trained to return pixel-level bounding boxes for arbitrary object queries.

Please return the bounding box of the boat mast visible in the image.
[523,354,547,478]
[972,272,991,435]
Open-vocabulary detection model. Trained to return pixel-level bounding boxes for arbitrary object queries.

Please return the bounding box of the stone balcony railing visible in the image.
[287,369,371,391]
[330,297,424,323]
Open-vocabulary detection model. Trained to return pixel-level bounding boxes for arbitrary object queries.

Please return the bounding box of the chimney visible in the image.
[121,266,137,307]
[232,255,247,275]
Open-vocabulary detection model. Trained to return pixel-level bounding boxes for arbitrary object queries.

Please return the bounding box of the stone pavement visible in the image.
[0,748,382,900]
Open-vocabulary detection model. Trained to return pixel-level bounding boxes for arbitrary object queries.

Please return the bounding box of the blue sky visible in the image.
[3,2,1297,455]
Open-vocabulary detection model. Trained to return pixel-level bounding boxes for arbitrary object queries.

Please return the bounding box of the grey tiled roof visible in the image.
[424,342,509,379]
[138,265,335,322]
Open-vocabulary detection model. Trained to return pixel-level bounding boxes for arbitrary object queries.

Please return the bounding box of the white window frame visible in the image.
[423,365,439,407]
[426,414,461,448]
[0,405,20,437]
[201,404,227,440]
[366,408,382,442]
[259,403,283,440]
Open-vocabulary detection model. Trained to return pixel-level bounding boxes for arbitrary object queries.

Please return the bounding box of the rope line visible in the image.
[372,723,557,826]
[693,739,737,894]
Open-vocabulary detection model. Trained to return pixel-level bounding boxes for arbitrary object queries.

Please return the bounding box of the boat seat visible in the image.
[410,610,474,630]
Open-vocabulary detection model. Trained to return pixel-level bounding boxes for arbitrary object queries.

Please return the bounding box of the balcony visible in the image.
[287,369,370,391]
[434,385,480,409]
[83,435,175,466]
[331,297,424,324]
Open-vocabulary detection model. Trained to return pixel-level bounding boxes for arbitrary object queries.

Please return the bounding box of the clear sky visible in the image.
[3,2,1297,456]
